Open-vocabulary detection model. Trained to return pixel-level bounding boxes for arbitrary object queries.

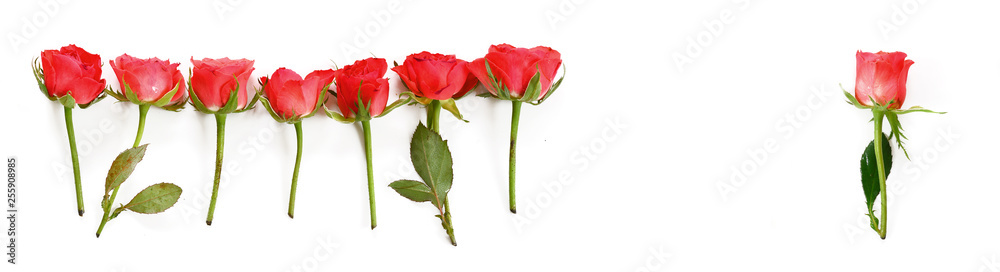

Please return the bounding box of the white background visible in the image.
[2,0,999,271]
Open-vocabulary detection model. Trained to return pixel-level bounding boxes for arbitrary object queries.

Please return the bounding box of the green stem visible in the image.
[427,100,441,133]
[63,107,84,216]
[427,100,455,245]
[362,120,376,229]
[872,110,888,239]
[508,101,522,214]
[97,104,148,237]
[443,197,456,246]
[132,105,149,148]
[288,122,303,219]
[206,113,226,226]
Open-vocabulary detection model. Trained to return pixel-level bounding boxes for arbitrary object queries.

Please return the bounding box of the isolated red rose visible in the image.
[391,51,477,101]
[190,57,255,111]
[39,44,106,105]
[335,58,390,118]
[261,68,335,120]
[855,51,913,110]
[468,44,561,99]
[110,54,187,107]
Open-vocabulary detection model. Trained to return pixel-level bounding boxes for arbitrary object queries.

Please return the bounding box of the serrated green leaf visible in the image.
[389,179,434,202]
[105,144,148,194]
[409,123,453,207]
[119,182,182,214]
[860,133,892,213]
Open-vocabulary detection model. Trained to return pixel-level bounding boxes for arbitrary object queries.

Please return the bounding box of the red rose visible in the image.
[260,68,335,121]
[391,51,477,101]
[110,54,187,108]
[190,57,255,112]
[855,51,913,110]
[334,58,390,119]
[39,44,106,105]
[468,44,562,100]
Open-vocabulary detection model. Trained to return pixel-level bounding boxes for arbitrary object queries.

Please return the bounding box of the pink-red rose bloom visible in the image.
[40,44,106,104]
[469,44,562,99]
[111,54,187,107]
[334,58,390,118]
[261,68,335,119]
[190,57,255,111]
[391,51,477,100]
[855,51,913,110]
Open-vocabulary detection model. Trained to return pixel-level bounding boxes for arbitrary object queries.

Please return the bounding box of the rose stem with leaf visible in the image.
[96,104,149,237]
[425,99,454,228]
[389,123,457,245]
[95,144,182,237]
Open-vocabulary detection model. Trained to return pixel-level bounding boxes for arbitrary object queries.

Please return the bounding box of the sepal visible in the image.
[440,98,468,122]
[78,91,108,109]
[56,93,77,108]
[376,96,410,118]
[323,104,356,124]
[32,58,55,101]
[150,82,181,108]
[528,64,565,105]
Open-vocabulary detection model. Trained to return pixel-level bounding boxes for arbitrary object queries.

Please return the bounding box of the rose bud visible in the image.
[32,44,109,216]
[468,44,565,213]
[36,44,107,107]
[189,57,256,113]
[109,54,188,110]
[854,51,914,110]
[260,67,335,123]
[469,44,562,102]
[391,51,477,101]
[333,57,391,120]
